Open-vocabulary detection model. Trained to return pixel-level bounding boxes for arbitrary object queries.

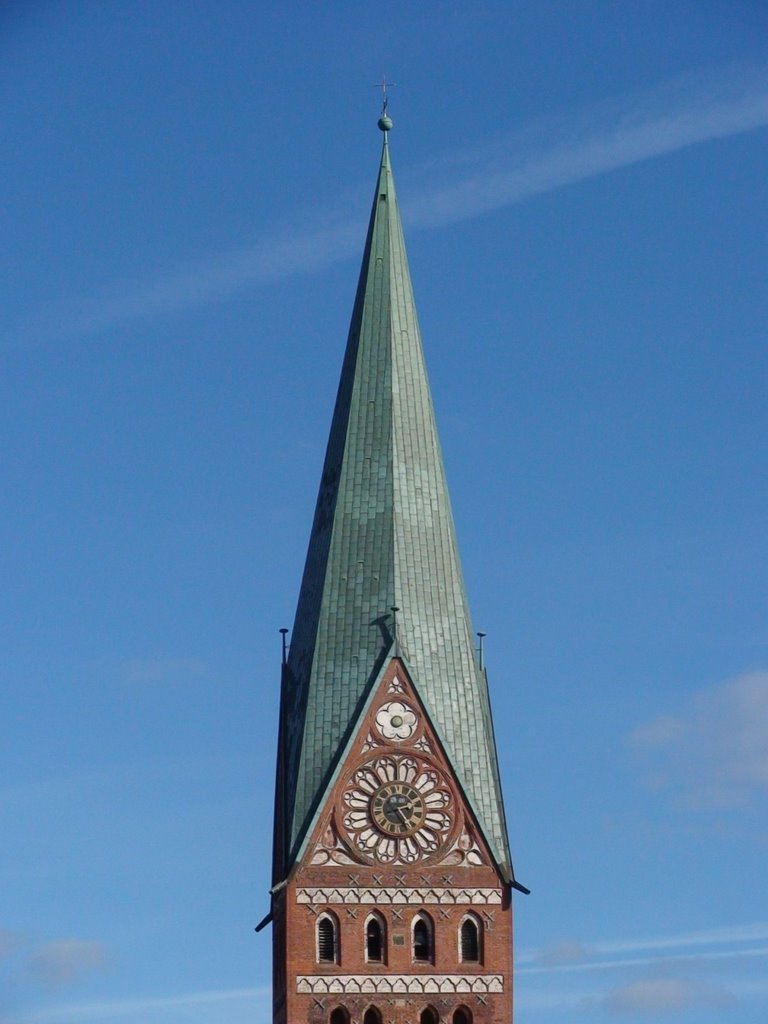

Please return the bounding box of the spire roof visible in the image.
[278,124,513,882]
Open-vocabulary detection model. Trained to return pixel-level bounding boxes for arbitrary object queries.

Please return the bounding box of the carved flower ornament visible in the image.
[375,700,417,741]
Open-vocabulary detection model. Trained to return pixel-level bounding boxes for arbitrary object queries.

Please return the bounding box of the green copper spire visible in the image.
[277,121,513,882]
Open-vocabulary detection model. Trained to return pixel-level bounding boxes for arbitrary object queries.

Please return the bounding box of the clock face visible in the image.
[371,781,426,836]
[338,753,456,864]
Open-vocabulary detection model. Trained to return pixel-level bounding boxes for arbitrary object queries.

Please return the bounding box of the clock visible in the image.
[371,781,426,836]
[338,753,457,864]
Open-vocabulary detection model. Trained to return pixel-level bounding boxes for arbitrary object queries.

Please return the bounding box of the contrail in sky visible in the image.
[402,66,768,229]
[516,920,768,972]
[22,924,768,1023]
[23,985,270,1023]
[11,64,768,345]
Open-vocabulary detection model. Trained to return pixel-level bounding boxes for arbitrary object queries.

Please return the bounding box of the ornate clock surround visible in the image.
[331,674,465,867]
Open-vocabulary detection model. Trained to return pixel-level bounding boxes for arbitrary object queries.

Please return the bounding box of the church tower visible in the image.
[269,111,526,1024]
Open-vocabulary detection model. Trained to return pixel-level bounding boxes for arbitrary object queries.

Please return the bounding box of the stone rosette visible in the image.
[375,700,418,741]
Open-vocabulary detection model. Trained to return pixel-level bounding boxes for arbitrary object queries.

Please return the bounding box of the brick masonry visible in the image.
[272,660,514,1024]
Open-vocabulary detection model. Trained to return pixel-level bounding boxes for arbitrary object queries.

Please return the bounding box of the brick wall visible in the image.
[273,659,515,1024]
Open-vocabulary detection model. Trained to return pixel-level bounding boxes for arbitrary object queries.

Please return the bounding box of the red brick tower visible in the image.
[266,110,527,1024]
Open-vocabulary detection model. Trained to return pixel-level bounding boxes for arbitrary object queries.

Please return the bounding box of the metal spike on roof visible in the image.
[278,119,513,881]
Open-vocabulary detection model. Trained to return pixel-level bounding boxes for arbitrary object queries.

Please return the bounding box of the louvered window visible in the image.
[317,916,337,963]
[366,917,384,962]
[413,916,432,962]
[460,918,480,962]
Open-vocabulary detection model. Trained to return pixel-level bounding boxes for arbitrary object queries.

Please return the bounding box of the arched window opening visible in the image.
[366,914,385,963]
[453,1007,472,1024]
[329,1009,350,1024]
[459,916,481,963]
[420,1006,439,1024]
[317,914,339,964]
[412,913,433,963]
[362,1006,382,1024]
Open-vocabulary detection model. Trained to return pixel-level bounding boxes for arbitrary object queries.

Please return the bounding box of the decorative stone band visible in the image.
[297,975,504,995]
[296,887,501,906]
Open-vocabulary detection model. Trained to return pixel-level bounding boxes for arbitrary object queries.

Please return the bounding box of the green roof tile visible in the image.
[278,131,513,882]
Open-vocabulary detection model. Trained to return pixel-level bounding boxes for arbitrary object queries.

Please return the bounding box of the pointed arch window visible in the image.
[420,1007,439,1024]
[459,915,481,963]
[329,1009,350,1024]
[362,1007,382,1024]
[317,913,339,964]
[453,1007,472,1024]
[412,912,434,963]
[365,913,386,963]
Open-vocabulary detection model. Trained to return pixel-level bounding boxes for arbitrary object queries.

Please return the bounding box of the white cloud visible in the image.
[26,940,109,988]
[631,671,768,808]
[603,975,733,1015]
[12,63,768,345]
[534,940,593,966]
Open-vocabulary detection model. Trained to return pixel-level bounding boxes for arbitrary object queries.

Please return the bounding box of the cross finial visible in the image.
[374,75,396,117]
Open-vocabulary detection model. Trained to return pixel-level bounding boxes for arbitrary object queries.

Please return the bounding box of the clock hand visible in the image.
[394,799,418,826]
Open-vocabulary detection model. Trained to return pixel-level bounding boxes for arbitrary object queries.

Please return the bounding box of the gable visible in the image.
[301,657,503,879]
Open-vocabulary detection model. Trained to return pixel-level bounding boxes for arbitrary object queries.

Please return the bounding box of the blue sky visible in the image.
[2,2,767,1023]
